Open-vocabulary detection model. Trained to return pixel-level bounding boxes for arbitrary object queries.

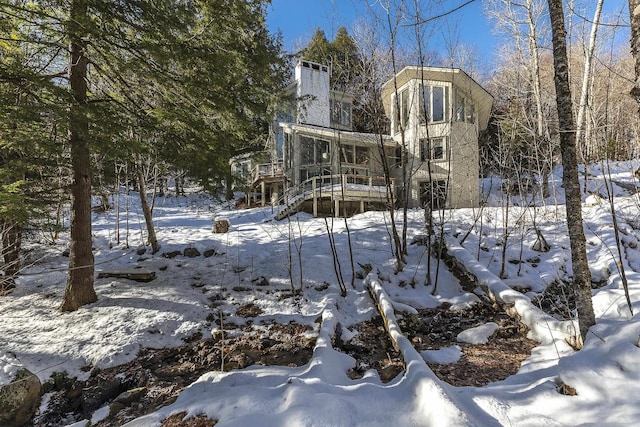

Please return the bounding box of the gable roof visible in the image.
[381,66,494,130]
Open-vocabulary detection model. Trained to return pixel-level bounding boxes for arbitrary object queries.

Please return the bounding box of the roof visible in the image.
[280,123,396,147]
[381,66,494,131]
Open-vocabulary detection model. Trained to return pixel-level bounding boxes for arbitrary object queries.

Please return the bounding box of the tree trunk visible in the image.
[547,0,595,344]
[630,0,640,109]
[135,160,161,254]
[2,221,21,276]
[1,219,22,286]
[60,0,97,312]
[576,0,604,157]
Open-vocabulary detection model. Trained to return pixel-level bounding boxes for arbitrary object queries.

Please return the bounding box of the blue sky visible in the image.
[265,0,497,58]
[265,0,631,67]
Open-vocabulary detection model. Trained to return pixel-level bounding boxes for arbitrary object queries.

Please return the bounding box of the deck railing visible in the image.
[251,162,284,183]
[280,174,395,205]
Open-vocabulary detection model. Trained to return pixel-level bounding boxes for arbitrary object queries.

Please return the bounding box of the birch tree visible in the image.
[631,0,640,109]
[547,0,595,344]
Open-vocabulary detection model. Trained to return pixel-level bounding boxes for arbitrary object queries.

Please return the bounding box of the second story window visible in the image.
[419,137,446,162]
[455,91,476,123]
[401,89,409,129]
[419,84,449,124]
[330,100,352,128]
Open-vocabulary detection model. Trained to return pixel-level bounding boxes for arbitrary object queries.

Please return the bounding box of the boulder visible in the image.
[0,355,42,427]
[183,247,201,258]
[213,217,230,233]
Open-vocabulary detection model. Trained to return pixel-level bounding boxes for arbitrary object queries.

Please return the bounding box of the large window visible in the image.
[400,89,409,128]
[455,91,475,123]
[419,137,446,162]
[301,136,330,166]
[339,144,369,166]
[419,84,449,124]
[330,100,352,128]
[393,89,410,133]
[420,180,448,210]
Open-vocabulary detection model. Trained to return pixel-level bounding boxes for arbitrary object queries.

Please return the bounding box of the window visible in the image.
[419,137,446,162]
[455,92,475,123]
[300,167,331,182]
[400,89,409,128]
[301,136,330,165]
[467,102,475,123]
[330,100,352,127]
[419,84,449,124]
[339,144,369,165]
[420,180,448,210]
[393,90,410,133]
[236,161,250,179]
[356,146,369,165]
[455,93,465,122]
[340,144,354,164]
[284,133,293,169]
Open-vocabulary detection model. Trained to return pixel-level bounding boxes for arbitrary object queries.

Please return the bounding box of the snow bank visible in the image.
[446,236,577,350]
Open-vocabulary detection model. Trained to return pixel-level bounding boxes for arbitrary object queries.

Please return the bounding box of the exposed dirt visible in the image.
[161,413,217,426]
[335,300,538,387]
[32,298,537,426]
[32,323,315,427]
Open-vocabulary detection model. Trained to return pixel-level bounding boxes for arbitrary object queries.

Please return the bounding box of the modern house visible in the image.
[381,66,493,209]
[240,60,493,218]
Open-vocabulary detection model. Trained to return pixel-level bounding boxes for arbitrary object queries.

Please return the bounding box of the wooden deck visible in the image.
[274,174,394,220]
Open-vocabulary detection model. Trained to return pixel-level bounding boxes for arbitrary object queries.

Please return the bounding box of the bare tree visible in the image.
[134,154,160,254]
[631,0,640,110]
[547,0,595,344]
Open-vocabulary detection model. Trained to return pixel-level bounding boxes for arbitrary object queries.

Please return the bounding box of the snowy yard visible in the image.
[2,161,640,426]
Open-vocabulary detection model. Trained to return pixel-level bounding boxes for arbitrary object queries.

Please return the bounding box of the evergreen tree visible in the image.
[0,0,287,310]
[303,28,332,66]
[301,26,383,133]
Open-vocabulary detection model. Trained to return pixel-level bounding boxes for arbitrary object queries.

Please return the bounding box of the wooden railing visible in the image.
[280,174,395,204]
[251,162,284,183]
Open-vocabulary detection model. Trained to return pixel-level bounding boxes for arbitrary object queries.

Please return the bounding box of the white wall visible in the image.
[295,60,330,127]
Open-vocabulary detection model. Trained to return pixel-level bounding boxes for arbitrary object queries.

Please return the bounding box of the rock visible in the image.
[183,247,201,258]
[82,377,121,413]
[213,217,230,233]
[113,387,147,406]
[252,276,269,287]
[162,250,182,259]
[109,401,126,418]
[136,247,147,255]
[97,269,156,283]
[203,248,217,258]
[62,248,70,257]
[0,357,42,427]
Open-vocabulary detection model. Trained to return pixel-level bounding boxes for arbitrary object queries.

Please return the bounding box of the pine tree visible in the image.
[1,0,287,309]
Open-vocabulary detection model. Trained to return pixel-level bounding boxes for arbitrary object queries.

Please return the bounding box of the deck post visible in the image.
[260,181,266,207]
[313,178,318,217]
[360,200,365,213]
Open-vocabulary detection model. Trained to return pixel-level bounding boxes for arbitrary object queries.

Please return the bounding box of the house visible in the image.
[240,60,493,217]
[381,66,493,209]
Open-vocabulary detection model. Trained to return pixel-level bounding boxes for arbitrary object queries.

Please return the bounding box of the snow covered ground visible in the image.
[2,161,640,426]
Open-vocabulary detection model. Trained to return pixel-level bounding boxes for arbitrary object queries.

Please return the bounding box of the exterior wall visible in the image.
[447,122,479,208]
[388,77,482,209]
[285,127,390,187]
[295,60,330,127]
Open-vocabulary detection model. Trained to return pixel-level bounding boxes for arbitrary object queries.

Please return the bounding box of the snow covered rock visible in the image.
[0,354,41,426]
